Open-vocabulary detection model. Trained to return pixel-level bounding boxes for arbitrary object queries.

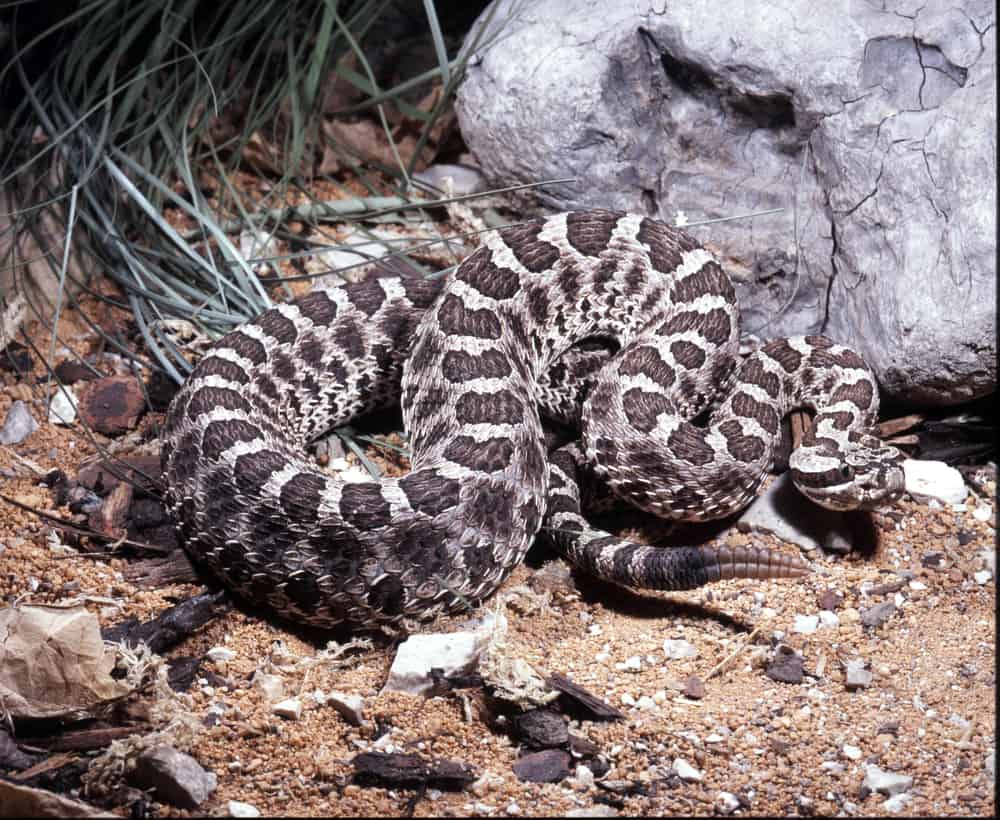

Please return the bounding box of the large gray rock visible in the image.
[457,0,995,405]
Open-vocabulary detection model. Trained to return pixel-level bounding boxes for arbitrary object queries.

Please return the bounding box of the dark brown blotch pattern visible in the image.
[437,293,502,339]
[618,346,676,388]
[565,210,621,257]
[454,389,524,426]
[457,252,520,301]
[621,387,672,433]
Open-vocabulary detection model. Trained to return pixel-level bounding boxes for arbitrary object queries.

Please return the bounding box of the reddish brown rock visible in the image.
[77,375,146,436]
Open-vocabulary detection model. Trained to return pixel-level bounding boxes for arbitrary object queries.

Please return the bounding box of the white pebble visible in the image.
[635,695,658,712]
[620,693,636,706]
[48,387,78,425]
[716,791,740,814]
[818,610,840,629]
[902,459,968,505]
[672,758,703,782]
[616,655,642,672]
[842,744,862,760]
[973,505,993,522]
[228,801,261,818]
[863,763,913,795]
[272,698,303,720]
[663,639,697,660]
[882,793,911,813]
[506,802,521,815]
[974,570,992,585]
[793,614,819,634]
[908,580,927,591]
[206,646,235,662]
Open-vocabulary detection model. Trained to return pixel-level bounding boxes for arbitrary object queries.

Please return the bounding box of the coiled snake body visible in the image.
[162,210,905,628]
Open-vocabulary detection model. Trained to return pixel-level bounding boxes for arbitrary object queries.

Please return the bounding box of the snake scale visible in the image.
[162,210,905,628]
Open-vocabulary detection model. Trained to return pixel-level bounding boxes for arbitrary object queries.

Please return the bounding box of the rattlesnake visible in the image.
[162,210,905,628]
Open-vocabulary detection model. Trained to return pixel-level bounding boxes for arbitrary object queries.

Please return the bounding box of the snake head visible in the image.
[789,433,906,511]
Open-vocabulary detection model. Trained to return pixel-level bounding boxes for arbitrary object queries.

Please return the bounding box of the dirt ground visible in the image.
[0,291,995,819]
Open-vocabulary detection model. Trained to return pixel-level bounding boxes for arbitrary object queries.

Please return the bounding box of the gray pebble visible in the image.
[0,400,39,445]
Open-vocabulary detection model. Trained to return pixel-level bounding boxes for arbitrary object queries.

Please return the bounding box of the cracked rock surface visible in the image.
[456,0,995,405]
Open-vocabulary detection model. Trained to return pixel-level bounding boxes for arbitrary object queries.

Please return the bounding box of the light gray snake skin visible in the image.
[162,210,905,628]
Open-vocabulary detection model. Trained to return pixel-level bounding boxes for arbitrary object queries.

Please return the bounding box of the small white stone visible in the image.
[822,761,846,774]
[652,690,667,705]
[616,655,642,672]
[48,387,77,425]
[506,802,521,815]
[672,757,703,782]
[973,505,993,522]
[382,615,495,696]
[903,459,968,505]
[572,764,595,788]
[253,672,286,703]
[842,744,862,760]
[620,692,636,706]
[588,623,603,635]
[716,791,740,814]
[663,639,697,660]
[863,764,913,796]
[974,570,992,584]
[706,733,726,744]
[206,646,235,662]
[818,610,840,629]
[908,580,927,591]
[228,800,261,818]
[324,690,365,726]
[635,695,657,712]
[272,698,302,720]
[793,614,819,634]
[882,793,911,813]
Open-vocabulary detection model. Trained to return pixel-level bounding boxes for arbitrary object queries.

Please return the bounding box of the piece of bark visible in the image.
[88,480,133,538]
[547,673,625,721]
[352,752,477,791]
[8,753,79,782]
[101,591,229,654]
[123,550,200,588]
[877,413,925,438]
[18,726,141,752]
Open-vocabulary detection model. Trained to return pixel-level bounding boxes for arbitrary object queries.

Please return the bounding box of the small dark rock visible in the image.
[860,601,897,629]
[0,341,32,373]
[167,656,204,692]
[817,588,844,611]
[77,453,162,497]
[130,498,168,530]
[511,709,569,749]
[77,375,147,436]
[548,673,625,721]
[876,721,900,736]
[1,727,40,770]
[770,737,791,755]
[568,733,600,759]
[130,746,216,809]
[765,645,804,684]
[512,749,572,783]
[352,751,477,791]
[682,675,706,700]
[66,484,103,515]
[146,370,180,412]
[921,552,944,568]
[53,359,100,385]
[957,530,974,546]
